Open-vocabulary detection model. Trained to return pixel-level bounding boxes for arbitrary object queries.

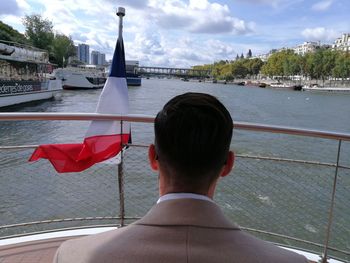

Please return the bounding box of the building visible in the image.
[99,53,106,65]
[77,44,90,64]
[293,42,319,55]
[125,60,139,73]
[91,51,99,65]
[91,51,106,65]
[332,33,350,52]
[251,53,269,62]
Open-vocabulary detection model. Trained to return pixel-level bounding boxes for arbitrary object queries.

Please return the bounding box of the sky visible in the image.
[0,0,349,67]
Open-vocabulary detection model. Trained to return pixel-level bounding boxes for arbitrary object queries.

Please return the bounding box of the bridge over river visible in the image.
[138,66,211,79]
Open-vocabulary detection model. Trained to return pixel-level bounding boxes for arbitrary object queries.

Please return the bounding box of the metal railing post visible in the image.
[321,139,342,263]
[118,119,125,227]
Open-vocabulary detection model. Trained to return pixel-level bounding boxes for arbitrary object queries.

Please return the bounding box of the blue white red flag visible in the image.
[29,36,130,173]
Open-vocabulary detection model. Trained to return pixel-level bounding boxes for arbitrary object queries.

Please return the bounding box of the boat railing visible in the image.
[0,39,49,63]
[0,113,349,263]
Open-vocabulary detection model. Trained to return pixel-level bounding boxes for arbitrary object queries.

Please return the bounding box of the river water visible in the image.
[0,79,349,259]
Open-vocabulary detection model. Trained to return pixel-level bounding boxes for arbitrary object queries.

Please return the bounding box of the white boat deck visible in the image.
[0,227,323,263]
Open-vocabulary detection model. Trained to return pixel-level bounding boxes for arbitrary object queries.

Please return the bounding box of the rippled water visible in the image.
[2,78,349,142]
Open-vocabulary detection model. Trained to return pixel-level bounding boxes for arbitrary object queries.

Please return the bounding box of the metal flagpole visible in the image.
[116,6,126,227]
[117,7,125,39]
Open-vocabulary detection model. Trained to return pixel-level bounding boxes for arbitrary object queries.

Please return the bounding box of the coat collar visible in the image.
[135,198,240,230]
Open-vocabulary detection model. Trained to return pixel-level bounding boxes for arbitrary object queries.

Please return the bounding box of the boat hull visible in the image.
[126,77,142,86]
[0,80,62,107]
[302,86,350,93]
[61,74,105,89]
[63,84,104,90]
[54,68,106,89]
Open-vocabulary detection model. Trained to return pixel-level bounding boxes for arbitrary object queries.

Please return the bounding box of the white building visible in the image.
[251,53,270,62]
[293,42,319,55]
[332,33,350,52]
[250,49,284,62]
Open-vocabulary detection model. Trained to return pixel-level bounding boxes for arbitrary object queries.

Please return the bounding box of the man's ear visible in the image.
[148,144,159,171]
[220,151,234,177]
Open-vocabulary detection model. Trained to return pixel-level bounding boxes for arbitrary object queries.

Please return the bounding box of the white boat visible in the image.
[0,40,62,108]
[53,67,106,89]
[268,82,294,89]
[0,79,62,108]
[105,60,142,86]
[302,84,350,93]
[125,60,141,86]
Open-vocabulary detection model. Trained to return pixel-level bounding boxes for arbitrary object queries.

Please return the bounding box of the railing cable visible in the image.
[321,140,342,263]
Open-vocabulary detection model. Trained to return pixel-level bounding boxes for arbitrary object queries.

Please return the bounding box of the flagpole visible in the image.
[116,7,125,39]
[116,6,126,228]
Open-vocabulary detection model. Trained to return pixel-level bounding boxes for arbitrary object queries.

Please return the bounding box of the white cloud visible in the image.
[0,0,31,32]
[15,0,252,67]
[148,0,254,34]
[301,27,339,41]
[233,0,304,9]
[311,0,334,11]
[110,0,149,9]
[237,0,280,5]
[0,0,20,15]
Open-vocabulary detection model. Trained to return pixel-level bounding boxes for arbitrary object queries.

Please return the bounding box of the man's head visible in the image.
[149,92,234,196]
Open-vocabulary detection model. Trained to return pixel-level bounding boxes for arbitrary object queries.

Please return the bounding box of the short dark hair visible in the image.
[154,92,233,191]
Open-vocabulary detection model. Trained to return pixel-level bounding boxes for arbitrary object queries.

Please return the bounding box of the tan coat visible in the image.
[53,199,308,263]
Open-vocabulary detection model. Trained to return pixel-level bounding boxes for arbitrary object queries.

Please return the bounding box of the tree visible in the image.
[0,21,28,44]
[240,53,244,59]
[235,54,239,61]
[283,52,302,77]
[333,51,350,82]
[247,49,252,58]
[51,34,76,67]
[22,14,54,50]
[221,63,234,80]
[243,58,264,76]
[231,61,248,78]
[302,52,316,79]
[321,49,336,83]
[261,49,297,79]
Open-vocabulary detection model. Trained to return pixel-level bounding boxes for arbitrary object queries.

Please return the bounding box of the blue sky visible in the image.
[0,0,349,67]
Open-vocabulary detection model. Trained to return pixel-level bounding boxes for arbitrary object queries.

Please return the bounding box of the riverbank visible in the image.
[233,78,350,89]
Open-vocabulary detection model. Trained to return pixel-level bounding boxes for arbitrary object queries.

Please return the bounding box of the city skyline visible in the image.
[0,0,349,67]
[91,50,106,65]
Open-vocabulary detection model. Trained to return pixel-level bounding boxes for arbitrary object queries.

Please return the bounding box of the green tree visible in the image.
[250,58,264,75]
[302,52,316,79]
[321,49,336,83]
[231,61,248,78]
[51,34,76,67]
[22,14,54,50]
[283,52,302,77]
[261,51,283,77]
[333,52,350,81]
[0,21,28,44]
[221,63,234,80]
[309,48,336,84]
[242,58,264,77]
[261,49,296,79]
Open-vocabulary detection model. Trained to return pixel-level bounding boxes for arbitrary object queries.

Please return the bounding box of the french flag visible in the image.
[29,36,130,173]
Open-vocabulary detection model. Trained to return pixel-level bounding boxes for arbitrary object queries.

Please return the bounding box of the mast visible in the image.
[116,7,125,39]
